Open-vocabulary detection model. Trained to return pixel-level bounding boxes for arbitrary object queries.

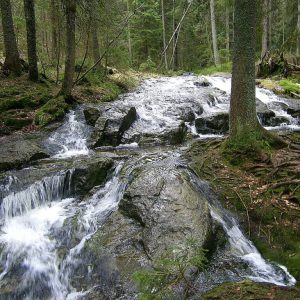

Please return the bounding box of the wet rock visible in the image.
[195,113,229,134]
[83,107,100,126]
[91,107,137,147]
[257,110,276,125]
[73,211,144,298]
[119,164,212,258]
[71,157,114,196]
[181,108,196,122]
[268,116,291,127]
[0,133,49,172]
[72,157,213,298]
[194,80,211,87]
[168,122,188,145]
[287,108,300,119]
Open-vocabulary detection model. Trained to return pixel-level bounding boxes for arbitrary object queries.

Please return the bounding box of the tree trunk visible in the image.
[268,0,272,50]
[230,0,261,141]
[61,0,76,99]
[261,0,269,59]
[297,0,300,56]
[50,0,59,60]
[210,0,220,65]
[24,0,38,81]
[0,0,22,76]
[161,0,168,69]
[126,0,132,66]
[91,22,101,66]
[225,6,230,59]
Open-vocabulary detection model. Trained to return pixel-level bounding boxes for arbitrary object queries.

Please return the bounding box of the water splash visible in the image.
[49,110,91,158]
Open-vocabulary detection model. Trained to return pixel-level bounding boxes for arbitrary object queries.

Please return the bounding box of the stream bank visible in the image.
[0,74,299,299]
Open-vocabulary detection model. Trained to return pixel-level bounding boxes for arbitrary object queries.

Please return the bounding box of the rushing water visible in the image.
[0,75,298,299]
[48,110,92,158]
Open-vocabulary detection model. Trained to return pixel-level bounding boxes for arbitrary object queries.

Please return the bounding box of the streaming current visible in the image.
[0,75,298,299]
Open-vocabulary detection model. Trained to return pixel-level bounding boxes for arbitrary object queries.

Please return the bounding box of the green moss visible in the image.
[35,96,68,126]
[0,87,21,98]
[201,280,299,300]
[4,117,33,129]
[279,79,300,96]
[196,62,232,75]
[100,81,122,102]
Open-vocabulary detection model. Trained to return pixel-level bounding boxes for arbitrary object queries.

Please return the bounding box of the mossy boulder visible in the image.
[83,107,101,126]
[35,96,68,127]
[0,133,49,171]
[201,280,300,300]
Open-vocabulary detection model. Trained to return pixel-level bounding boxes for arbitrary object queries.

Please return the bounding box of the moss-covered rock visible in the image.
[0,133,49,171]
[201,280,300,300]
[35,96,68,127]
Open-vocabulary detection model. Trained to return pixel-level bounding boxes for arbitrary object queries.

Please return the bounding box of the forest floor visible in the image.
[0,70,144,136]
[188,132,300,299]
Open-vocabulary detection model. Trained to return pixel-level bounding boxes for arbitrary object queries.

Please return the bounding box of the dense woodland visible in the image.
[0,0,300,82]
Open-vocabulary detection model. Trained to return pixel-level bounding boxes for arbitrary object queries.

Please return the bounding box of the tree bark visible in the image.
[0,0,22,76]
[261,0,270,59]
[230,0,261,140]
[225,6,230,59]
[161,0,168,69]
[210,0,220,65]
[91,21,100,66]
[61,0,76,99]
[24,0,38,81]
[297,0,300,56]
[127,0,133,66]
[50,0,59,60]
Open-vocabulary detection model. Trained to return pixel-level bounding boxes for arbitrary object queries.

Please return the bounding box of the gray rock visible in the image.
[0,133,49,172]
[194,80,211,87]
[268,116,291,127]
[120,164,212,259]
[91,107,137,147]
[181,108,196,122]
[73,157,213,298]
[71,157,114,197]
[83,107,101,126]
[195,113,229,134]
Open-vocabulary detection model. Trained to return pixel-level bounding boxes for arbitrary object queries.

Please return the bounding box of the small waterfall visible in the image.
[0,171,73,221]
[49,110,91,158]
[0,171,75,299]
[190,174,296,287]
[0,163,127,299]
[61,163,126,296]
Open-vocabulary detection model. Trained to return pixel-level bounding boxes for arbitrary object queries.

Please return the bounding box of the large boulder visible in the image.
[119,162,212,258]
[90,107,137,147]
[71,157,114,197]
[195,113,229,134]
[71,157,213,298]
[0,133,49,172]
[83,107,101,126]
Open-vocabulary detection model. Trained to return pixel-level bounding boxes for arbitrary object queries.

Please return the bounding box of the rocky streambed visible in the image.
[0,75,299,299]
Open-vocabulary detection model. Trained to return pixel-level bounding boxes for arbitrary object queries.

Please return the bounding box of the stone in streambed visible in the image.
[83,107,101,126]
[0,133,49,172]
[195,113,229,134]
[90,107,137,147]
